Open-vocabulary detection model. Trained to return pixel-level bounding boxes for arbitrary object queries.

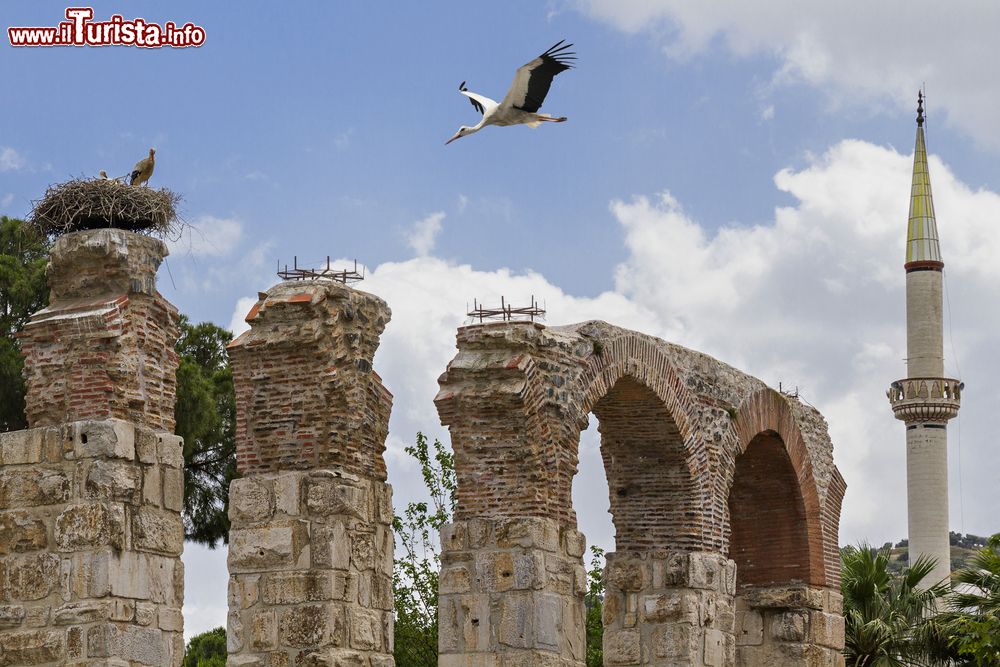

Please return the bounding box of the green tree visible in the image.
[0,216,49,432]
[181,626,227,666]
[585,546,605,667]
[392,432,455,667]
[934,533,1000,666]
[174,316,237,547]
[841,543,949,666]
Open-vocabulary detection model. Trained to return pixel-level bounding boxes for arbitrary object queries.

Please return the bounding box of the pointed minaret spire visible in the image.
[888,90,960,592]
[906,90,944,271]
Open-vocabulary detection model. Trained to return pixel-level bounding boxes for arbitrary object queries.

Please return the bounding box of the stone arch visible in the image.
[575,331,707,552]
[728,388,827,588]
[434,322,845,666]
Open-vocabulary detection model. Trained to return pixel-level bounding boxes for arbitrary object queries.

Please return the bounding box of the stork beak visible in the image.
[445,131,462,145]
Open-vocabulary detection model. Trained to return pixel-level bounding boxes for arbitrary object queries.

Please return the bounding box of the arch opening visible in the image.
[588,375,700,552]
[729,430,812,588]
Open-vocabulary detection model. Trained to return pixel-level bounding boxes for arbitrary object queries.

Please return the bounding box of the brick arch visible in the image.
[573,332,709,551]
[728,388,828,587]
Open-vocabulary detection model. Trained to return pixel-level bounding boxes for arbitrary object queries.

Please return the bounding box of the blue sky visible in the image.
[3,0,999,638]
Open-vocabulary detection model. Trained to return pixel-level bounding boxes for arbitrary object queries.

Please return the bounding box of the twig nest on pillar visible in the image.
[29,177,181,238]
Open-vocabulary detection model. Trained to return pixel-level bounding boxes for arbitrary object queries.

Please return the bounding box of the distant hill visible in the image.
[846,532,992,576]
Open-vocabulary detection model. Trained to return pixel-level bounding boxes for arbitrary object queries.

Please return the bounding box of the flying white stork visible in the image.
[446,40,575,145]
[129,148,155,187]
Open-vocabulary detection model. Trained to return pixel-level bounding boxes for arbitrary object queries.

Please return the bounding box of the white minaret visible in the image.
[887,92,961,588]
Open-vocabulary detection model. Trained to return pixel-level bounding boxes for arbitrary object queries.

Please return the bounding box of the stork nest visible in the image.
[29,177,181,238]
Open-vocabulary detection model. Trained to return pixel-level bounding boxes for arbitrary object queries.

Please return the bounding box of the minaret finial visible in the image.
[917,90,925,127]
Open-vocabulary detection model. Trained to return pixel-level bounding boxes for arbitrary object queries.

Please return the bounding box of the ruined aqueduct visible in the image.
[0,229,845,666]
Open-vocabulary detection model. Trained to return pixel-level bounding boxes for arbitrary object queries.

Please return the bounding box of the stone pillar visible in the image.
[0,229,185,666]
[602,551,736,667]
[226,280,395,667]
[734,587,844,667]
[437,517,588,666]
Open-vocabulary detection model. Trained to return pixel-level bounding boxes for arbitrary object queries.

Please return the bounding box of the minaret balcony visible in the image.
[887,377,962,422]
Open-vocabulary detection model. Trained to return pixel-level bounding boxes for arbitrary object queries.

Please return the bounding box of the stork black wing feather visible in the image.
[469,97,484,114]
[514,42,575,113]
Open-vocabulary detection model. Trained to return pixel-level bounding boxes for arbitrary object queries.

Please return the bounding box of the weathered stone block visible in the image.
[159,606,184,632]
[771,610,809,642]
[5,553,60,601]
[0,511,49,554]
[496,518,559,552]
[229,575,260,609]
[84,460,143,504]
[279,604,342,648]
[0,628,64,664]
[273,473,302,516]
[810,610,845,649]
[107,551,180,605]
[261,571,351,605]
[0,605,25,629]
[136,428,159,465]
[310,521,351,570]
[497,593,533,649]
[143,465,162,506]
[735,609,763,646]
[440,523,467,553]
[606,558,646,593]
[55,503,126,551]
[642,591,699,624]
[73,420,135,460]
[53,601,110,625]
[305,477,368,520]
[440,565,472,595]
[0,468,70,507]
[604,628,641,665]
[651,623,699,661]
[158,434,185,469]
[250,609,278,651]
[131,506,184,555]
[534,593,563,649]
[349,608,382,652]
[162,467,185,512]
[87,623,168,665]
[0,430,44,466]
[23,606,49,627]
[230,478,276,525]
[229,521,308,572]
[135,600,156,626]
[563,530,586,559]
[228,611,244,653]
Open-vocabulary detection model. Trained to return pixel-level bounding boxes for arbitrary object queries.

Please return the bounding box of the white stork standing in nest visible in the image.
[129,148,155,186]
[446,40,575,145]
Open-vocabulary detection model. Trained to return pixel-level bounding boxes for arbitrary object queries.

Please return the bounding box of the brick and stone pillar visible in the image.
[226,280,395,667]
[734,586,844,666]
[0,228,185,666]
[601,551,736,667]
[435,323,589,667]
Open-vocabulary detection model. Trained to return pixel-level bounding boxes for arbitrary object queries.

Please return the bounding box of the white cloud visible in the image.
[0,147,25,172]
[226,137,1000,562]
[457,194,468,214]
[1,194,13,208]
[760,105,775,121]
[574,1,1000,149]
[229,296,258,336]
[169,215,244,258]
[407,212,446,257]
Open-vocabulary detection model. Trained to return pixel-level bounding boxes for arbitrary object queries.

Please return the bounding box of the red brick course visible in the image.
[19,230,179,432]
[228,280,392,479]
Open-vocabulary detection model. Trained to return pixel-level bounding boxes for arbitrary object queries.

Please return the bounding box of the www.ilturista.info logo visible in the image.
[8,7,205,48]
